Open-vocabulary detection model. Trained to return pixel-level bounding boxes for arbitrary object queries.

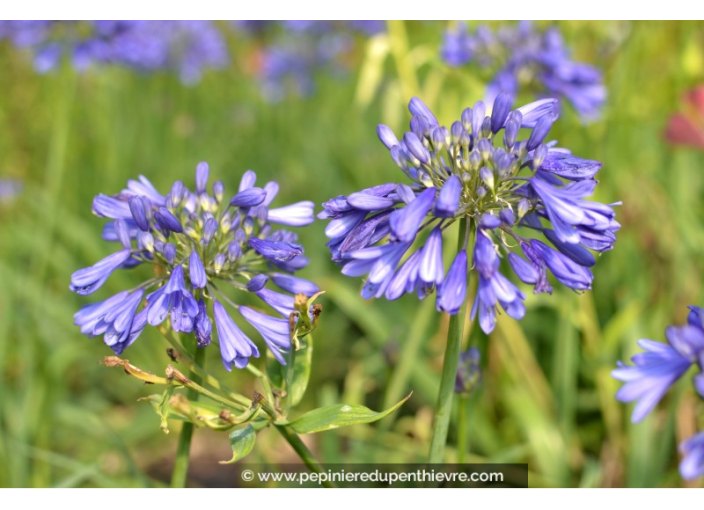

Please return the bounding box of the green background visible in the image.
[0,20,703,487]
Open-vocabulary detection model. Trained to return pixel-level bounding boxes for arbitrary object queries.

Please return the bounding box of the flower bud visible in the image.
[471,100,486,137]
[213,253,225,273]
[139,231,154,252]
[242,216,255,236]
[195,162,209,194]
[431,126,449,151]
[403,132,431,165]
[518,198,530,218]
[377,124,399,149]
[532,144,548,169]
[500,208,515,226]
[461,107,472,131]
[451,121,464,145]
[203,217,218,245]
[479,166,495,189]
[491,92,513,133]
[481,116,492,138]
[163,243,176,265]
[213,181,224,203]
[410,115,430,139]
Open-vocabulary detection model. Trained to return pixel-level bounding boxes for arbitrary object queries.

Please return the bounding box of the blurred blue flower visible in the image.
[0,21,228,83]
[680,432,704,480]
[320,95,618,333]
[71,163,317,370]
[234,20,384,101]
[613,306,704,480]
[441,21,606,122]
[0,178,23,202]
[455,347,481,394]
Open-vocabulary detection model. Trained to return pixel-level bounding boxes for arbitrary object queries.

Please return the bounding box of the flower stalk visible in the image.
[428,217,469,463]
[170,337,204,488]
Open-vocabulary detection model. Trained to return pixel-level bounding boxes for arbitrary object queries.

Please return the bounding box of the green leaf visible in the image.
[285,393,412,434]
[219,424,256,465]
[267,335,314,409]
[288,336,313,407]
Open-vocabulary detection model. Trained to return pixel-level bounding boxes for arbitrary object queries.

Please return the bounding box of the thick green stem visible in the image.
[170,339,205,488]
[428,218,469,463]
[275,425,336,489]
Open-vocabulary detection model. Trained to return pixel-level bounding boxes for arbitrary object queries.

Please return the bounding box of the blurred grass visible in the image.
[0,20,703,487]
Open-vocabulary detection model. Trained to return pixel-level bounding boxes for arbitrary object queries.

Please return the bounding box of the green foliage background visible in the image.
[0,20,703,487]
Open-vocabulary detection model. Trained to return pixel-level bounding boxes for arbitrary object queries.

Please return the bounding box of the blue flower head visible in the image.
[71,163,318,370]
[613,306,704,480]
[0,21,228,83]
[320,95,618,333]
[441,21,606,122]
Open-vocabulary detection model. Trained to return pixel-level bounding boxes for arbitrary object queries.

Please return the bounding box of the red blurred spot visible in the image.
[664,85,704,149]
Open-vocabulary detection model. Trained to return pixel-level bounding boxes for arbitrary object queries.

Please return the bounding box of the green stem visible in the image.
[275,425,337,489]
[428,217,469,463]
[170,339,205,488]
[160,327,251,409]
[245,363,275,405]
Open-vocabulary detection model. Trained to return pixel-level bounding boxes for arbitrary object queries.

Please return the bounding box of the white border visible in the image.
[0,4,703,20]
[0,488,700,504]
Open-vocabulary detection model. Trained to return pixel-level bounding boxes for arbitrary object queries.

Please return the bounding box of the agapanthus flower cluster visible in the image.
[0,21,228,83]
[234,20,384,101]
[612,307,704,480]
[320,95,619,334]
[70,163,317,370]
[441,21,606,122]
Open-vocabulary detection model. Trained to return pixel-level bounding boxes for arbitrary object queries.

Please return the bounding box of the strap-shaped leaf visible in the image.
[219,424,256,464]
[285,393,412,434]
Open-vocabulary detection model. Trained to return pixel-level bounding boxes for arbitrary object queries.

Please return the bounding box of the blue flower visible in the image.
[320,95,617,331]
[213,301,259,370]
[0,21,229,84]
[189,251,207,289]
[71,163,318,368]
[613,308,704,480]
[194,298,212,347]
[612,338,692,423]
[73,290,147,355]
[69,249,132,295]
[239,306,291,365]
[680,432,704,480]
[271,273,319,296]
[436,250,468,315]
[248,238,304,262]
[146,265,199,333]
[229,187,267,208]
[440,21,606,121]
[611,318,704,422]
[246,274,270,292]
[267,201,316,227]
[233,21,384,101]
[471,229,526,334]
